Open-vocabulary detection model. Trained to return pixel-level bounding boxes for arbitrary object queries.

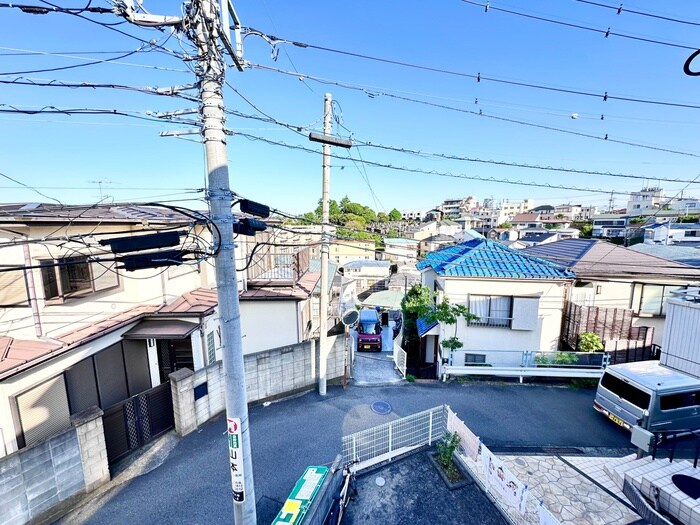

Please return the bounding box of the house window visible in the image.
[468,295,513,327]
[206,332,216,364]
[464,354,486,365]
[40,256,119,302]
[685,231,698,237]
[631,283,684,316]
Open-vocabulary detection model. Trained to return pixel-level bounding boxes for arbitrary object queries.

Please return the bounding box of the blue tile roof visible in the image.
[416,239,575,280]
[417,317,438,337]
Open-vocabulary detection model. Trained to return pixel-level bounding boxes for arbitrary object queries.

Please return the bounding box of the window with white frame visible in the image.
[468,295,513,327]
[631,283,684,316]
[40,256,119,302]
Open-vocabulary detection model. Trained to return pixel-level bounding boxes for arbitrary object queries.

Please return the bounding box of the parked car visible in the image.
[357,308,382,351]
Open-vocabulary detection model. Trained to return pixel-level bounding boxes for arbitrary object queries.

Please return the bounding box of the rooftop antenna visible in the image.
[88,179,113,201]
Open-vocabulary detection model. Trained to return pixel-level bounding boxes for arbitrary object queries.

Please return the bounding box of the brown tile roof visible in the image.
[55,305,157,346]
[158,288,218,315]
[0,203,197,224]
[0,337,62,376]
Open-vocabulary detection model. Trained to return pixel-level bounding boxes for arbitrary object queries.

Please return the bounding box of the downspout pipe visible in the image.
[22,240,43,337]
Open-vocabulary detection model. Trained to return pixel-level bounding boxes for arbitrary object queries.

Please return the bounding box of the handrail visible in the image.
[650,428,700,468]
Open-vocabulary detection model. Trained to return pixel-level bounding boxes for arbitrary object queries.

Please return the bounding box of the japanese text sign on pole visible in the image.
[228,417,245,501]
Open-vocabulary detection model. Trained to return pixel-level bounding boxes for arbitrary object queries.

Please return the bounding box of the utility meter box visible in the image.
[631,425,655,453]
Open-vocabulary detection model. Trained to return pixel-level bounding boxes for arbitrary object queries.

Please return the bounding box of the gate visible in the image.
[102,382,174,466]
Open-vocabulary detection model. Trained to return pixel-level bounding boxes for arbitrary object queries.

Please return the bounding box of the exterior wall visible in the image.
[239,300,299,354]
[440,277,569,353]
[0,223,219,341]
[660,299,700,377]
[0,324,135,457]
[0,407,108,525]
[329,241,375,265]
[169,337,346,436]
[384,242,418,262]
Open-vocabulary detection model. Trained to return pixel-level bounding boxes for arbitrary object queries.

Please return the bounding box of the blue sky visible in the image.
[2,1,700,216]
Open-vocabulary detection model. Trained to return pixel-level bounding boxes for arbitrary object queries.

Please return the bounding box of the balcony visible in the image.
[246,244,310,287]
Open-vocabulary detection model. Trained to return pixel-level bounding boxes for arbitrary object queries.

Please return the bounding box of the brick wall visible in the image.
[0,407,108,525]
[170,336,346,435]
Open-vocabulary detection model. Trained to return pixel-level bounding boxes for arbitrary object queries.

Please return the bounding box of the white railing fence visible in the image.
[342,406,446,471]
[446,349,609,382]
[393,340,407,378]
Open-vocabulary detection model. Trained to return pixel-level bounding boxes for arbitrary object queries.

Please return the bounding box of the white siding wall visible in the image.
[660,299,700,378]
[239,300,299,354]
[441,277,568,353]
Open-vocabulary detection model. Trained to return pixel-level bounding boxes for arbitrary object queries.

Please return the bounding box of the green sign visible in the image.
[272,466,329,525]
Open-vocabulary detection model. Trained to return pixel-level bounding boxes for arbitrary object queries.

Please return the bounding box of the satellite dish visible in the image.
[341,309,359,326]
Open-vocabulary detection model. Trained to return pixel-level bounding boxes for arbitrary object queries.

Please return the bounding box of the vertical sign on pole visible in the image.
[228,417,245,501]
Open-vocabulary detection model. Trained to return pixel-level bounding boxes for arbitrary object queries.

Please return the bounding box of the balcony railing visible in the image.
[246,245,310,286]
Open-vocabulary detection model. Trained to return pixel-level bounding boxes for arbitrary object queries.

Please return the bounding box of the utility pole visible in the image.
[318,93,332,396]
[114,1,253,522]
[310,94,352,396]
[194,0,256,521]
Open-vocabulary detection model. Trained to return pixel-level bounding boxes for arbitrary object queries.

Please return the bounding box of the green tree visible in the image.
[361,206,377,223]
[579,222,593,237]
[340,195,352,213]
[377,212,389,223]
[427,297,478,353]
[497,222,512,229]
[388,208,402,221]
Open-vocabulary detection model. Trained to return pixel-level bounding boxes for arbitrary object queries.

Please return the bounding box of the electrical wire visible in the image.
[462,0,699,51]
[230,131,652,197]
[574,0,700,28]
[246,63,700,159]
[242,30,700,111]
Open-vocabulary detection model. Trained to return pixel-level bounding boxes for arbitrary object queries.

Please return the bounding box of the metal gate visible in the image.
[102,382,174,465]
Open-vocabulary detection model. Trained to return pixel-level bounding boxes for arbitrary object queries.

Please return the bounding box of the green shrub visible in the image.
[578,332,604,352]
[436,431,462,481]
[405,374,416,382]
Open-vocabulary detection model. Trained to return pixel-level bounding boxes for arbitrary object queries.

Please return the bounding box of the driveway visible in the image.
[59,381,632,525]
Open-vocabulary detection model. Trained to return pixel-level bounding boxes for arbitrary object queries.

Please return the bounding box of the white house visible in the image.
[383,238,419,263]
[416,239,574,379]
[643,222,700,245]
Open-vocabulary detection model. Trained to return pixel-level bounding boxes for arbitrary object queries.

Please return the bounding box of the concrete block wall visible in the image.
[170,337,346,436]
[72,407,110,493]
[0,406,109,525]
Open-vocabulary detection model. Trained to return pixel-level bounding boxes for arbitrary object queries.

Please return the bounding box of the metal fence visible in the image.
[342,405,447,471]
[393,341,407,378]
[445,349,610,381]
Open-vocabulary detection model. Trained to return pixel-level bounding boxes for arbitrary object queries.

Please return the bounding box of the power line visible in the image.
[242,29,700,110]
[462,0,698,51]
[0,47,145,76]
[247,64,700,159]
[0,77,199,101]
[229,131,661,197]
[574,0,700,28]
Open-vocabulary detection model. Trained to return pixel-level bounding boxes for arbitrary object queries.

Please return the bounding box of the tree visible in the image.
[340,195,352,214]
[497,222,512,229]
[360,206,377,223]
[579,222,593,237]
[427,297,478,353]
[377,212,389,223]
[388,208,402,222]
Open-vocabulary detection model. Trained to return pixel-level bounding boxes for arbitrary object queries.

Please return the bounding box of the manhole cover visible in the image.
[371,401,392,415]
[375,476,386,487]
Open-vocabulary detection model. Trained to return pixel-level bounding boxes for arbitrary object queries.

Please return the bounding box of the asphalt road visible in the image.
[59,380,633,525]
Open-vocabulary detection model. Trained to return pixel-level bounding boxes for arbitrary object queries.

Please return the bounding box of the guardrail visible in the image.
[393,341,407,378]
[445,349,610,382]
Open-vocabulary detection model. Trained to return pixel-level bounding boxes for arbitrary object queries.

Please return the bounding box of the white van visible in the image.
[594,361,700,433]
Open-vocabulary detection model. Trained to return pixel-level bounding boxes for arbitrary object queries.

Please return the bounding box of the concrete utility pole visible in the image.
[318,93,332,396]
[194,0,256,522]
[115,0,253,522]
[310,93,352,396]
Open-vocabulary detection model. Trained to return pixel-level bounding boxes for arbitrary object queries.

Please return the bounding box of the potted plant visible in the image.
[577,332,604,366]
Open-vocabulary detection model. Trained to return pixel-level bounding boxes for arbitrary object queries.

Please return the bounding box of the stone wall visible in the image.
[0,407,108,525]
[170,336,346,435]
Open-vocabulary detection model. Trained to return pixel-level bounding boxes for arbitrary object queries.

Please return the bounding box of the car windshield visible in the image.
[359,322,380,335]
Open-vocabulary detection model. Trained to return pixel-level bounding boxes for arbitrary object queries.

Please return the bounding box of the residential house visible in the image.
[453,228,484,243]
[340,260,391,296]
[519,232,559,248]
[642,222,700,246]
[591,213,628,238]
[0,203,222,458]
[407,220,462,242]
[419,234,456,256]
[383,237,419,263]
[553,204,598,220]
[437,196,478,219]
[627,187,664,215]
[329,240,375,265]
[511,213,543,230]
[401,209,429,222]
[415,239,574,379]
[524,238,700,348]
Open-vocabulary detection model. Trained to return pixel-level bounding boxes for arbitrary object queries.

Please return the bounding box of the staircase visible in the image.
[605,454,700,524]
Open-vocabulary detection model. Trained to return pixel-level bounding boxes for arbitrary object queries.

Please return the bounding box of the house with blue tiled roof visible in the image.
[415,239,574,379]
